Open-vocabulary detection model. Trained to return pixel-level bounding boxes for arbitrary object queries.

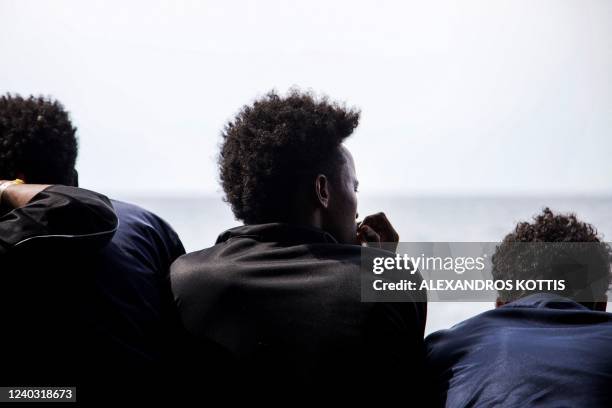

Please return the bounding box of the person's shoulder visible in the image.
[171,248,210,273]
[170,247,229,297]
[110,199,176,235]
[111,199,163,225]
[169,240,362,290]
[426,308,500,350]
[301,242,396,265]
[110,199,185,257]
[170,245,228,280]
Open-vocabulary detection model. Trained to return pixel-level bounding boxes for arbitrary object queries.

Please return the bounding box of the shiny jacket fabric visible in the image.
[0,186,118,387]
[171,223,427,400]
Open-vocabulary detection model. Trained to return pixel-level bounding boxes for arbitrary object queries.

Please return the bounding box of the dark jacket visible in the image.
[1,188,186,402]
[87,199,185,374]
[171,223,427,399]
[425,293,612,407]
[0,186,118,386]
[0,185,117,253]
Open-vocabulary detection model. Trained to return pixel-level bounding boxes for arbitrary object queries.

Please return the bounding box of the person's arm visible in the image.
[0,182,50,209]
[0,183,118,254]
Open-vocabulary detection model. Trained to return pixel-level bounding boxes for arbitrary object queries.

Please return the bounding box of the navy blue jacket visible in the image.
[90,199,185,367]
[426,293,612,407]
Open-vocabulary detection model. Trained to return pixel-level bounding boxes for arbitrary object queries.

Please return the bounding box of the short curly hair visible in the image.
[492,207,612,304]
[219,89,360,224]
[0,94,78,185]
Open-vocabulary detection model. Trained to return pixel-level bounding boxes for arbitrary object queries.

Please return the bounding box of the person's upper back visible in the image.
[425,293,612,407]
[0,186,118,386]
[2,193,185,400]
[89,199,185,367]
[170,223,426,395]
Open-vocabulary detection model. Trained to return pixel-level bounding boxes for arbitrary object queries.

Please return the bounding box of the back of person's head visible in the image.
[492,207,611,310]
[0,94,78,186]
[218,89,361,243]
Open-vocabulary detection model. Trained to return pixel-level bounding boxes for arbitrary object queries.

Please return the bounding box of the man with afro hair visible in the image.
[171,90,427,401]
[426,208,612,406]
[0,94,185,400]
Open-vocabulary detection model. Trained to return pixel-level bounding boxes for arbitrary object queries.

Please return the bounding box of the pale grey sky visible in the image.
[2,0,611,195]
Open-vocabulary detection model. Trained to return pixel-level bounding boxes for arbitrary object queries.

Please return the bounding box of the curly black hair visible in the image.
[0,94,78,185]
[219,89,360,224]
[492,207,611,304]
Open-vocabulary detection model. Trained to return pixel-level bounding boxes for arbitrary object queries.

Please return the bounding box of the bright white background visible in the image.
[2,0,611,197]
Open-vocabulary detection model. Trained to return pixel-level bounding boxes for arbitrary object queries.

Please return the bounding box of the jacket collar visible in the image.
[215,223,338,245]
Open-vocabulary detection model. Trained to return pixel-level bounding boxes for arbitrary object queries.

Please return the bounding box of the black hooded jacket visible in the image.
[0,186,118,387]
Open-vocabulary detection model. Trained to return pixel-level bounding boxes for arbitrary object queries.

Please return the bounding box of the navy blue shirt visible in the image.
[426,293,612,407]
[90,200,185,368]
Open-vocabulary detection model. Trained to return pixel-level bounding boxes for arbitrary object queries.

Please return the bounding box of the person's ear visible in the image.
[315,174,330,209]
[495,297,505,308]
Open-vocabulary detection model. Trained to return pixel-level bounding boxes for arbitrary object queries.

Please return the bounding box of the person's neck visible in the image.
[282,204,328,233]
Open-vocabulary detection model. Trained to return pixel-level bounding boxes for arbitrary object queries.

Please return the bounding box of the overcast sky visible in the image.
[2,0,611,196]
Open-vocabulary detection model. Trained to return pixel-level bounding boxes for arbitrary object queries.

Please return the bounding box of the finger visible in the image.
[361,212,389,230]
[361,212,384,226]
[361,212,399,242]
[358,225,381,246]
